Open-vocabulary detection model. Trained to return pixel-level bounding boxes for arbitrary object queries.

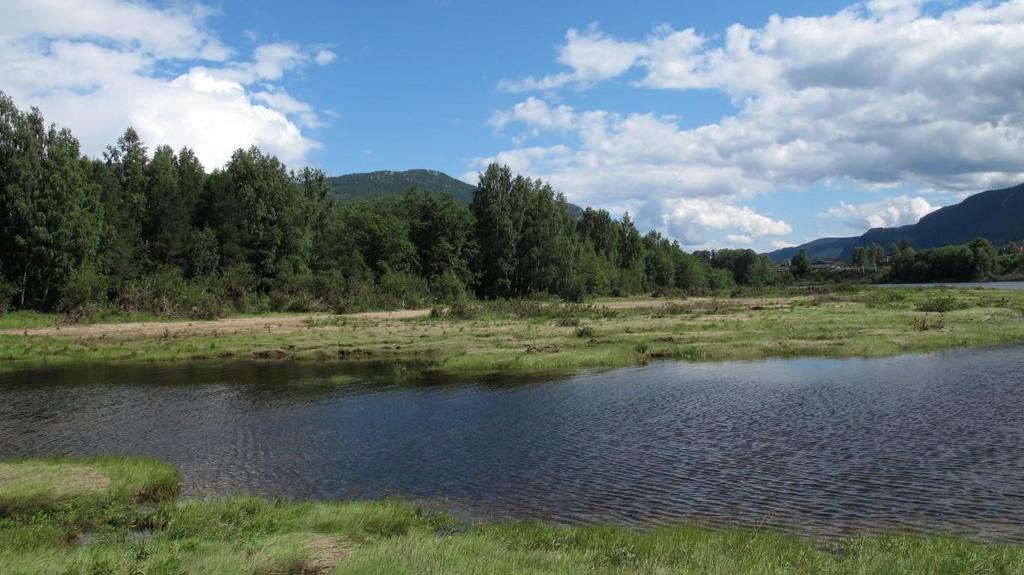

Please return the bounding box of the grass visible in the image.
[0,457,180,516]
[1,287,1023,375]
[1,457,1023,574]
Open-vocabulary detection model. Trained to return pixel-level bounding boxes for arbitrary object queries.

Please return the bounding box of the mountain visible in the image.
[328,169,585,217]
[328,169,477,204]
[769,183,1024,262]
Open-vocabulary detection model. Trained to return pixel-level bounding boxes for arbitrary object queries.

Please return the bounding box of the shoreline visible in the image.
[2,457,1023,574]
[2,287,1024,375]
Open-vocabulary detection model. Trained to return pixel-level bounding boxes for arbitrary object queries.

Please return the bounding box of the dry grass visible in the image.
[1,288,1023,375]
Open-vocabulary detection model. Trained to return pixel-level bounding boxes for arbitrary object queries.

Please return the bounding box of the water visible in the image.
[2,348,1024,541]
[878,281,1024,290]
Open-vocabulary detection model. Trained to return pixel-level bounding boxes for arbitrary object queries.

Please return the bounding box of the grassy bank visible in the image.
[1,457,1022,574]
[2,287,1023,374]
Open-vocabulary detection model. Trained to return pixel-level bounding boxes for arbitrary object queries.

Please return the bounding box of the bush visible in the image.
[269,269,318,312]
[916,295,969,313]
[861,289,908,309]
[221,263,259,307]
[378,271,429,310]
[180,277,229,319]
[430,271,469,304]
[574,325,596,338]
[58,264,109,313]
[431,299,482,320]
[0,277,19,313]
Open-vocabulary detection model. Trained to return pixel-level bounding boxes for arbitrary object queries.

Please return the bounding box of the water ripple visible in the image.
[1,349,1024,541]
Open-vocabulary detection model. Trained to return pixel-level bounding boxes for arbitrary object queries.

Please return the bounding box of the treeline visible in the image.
[887,238,1017,282]
[0,94,783,318]
[786,238,1022,283]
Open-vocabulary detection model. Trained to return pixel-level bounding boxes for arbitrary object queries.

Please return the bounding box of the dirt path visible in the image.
[0,297,797,340]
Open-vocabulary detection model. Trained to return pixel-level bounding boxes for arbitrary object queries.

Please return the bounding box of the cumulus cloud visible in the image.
[487,1,1024,246]
[498,26,648,91]
[823,195,939,231]
[0,0,335,168]
[488,97,575,135]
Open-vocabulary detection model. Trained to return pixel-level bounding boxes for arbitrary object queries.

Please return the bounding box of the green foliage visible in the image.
[4,93,933,317]
[890,238,999,282]
[58,264,109,314]
[916,295,969,313]
[0,277,18,314]
[790,249,811,279]
[574,325,596,338]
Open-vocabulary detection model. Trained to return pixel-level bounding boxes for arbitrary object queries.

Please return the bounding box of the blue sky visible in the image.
[2,0,1023,251]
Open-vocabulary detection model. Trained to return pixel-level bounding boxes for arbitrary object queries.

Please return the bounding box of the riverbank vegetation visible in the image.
[1,457,1023,574]
[2,287,1022,374]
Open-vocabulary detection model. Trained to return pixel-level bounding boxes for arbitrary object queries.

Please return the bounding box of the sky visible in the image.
[2,0,1023,252]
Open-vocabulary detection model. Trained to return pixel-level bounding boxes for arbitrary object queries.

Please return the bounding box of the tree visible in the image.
[0,95,103,308]
[399,188,475,288]
[852,246,866,272]
[744,256,776,287]
[869,244,885,271]
[790,249,811,280]
[470,164,517,297]
[968,237,996,278]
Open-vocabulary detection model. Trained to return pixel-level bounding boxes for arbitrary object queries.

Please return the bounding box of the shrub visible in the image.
[862,289,908,309]
[58,264,109,313]
[911,315,945,331]
[916,295,969,313]
[181,277,229,319]
[431,299,482,320]
[378,271,430,310]
[574,325,596,338]
[429,270,469,304]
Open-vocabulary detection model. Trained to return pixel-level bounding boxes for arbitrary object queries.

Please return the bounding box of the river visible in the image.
[2,347,1023,541]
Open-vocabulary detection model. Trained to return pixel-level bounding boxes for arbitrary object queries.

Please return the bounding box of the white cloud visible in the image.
[499,26,647,91]
[0,0,229,60]
[253,87,324,128]
[726,234,754,245]
[485,1,1024,246]
[489,97,575,134]
[823,195,939,231]
[314,49,337,66]
[0,0,335,169]
[662,198,791,243]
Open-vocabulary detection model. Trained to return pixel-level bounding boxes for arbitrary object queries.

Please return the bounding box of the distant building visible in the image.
[811,258,850,270]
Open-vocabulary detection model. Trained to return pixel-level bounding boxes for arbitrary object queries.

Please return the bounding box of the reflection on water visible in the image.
[2,348,1024,541]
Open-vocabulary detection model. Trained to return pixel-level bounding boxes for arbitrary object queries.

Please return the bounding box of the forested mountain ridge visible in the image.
[328,170,476,203]
[769,183,1024,262]
[329,169,585,218]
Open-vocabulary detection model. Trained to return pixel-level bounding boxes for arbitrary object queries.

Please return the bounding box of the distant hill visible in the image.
[768,183,1024,262]
[328,169,585,217]
[328,169,477,204]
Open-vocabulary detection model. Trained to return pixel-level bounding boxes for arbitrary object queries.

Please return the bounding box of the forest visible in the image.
[3,93,1018,321]
[0,93,771,319]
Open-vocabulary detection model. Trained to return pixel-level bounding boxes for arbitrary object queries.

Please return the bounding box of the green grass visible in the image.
[2,288,1024,375]
[1,458,1023,574]
[0,457,179,516]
